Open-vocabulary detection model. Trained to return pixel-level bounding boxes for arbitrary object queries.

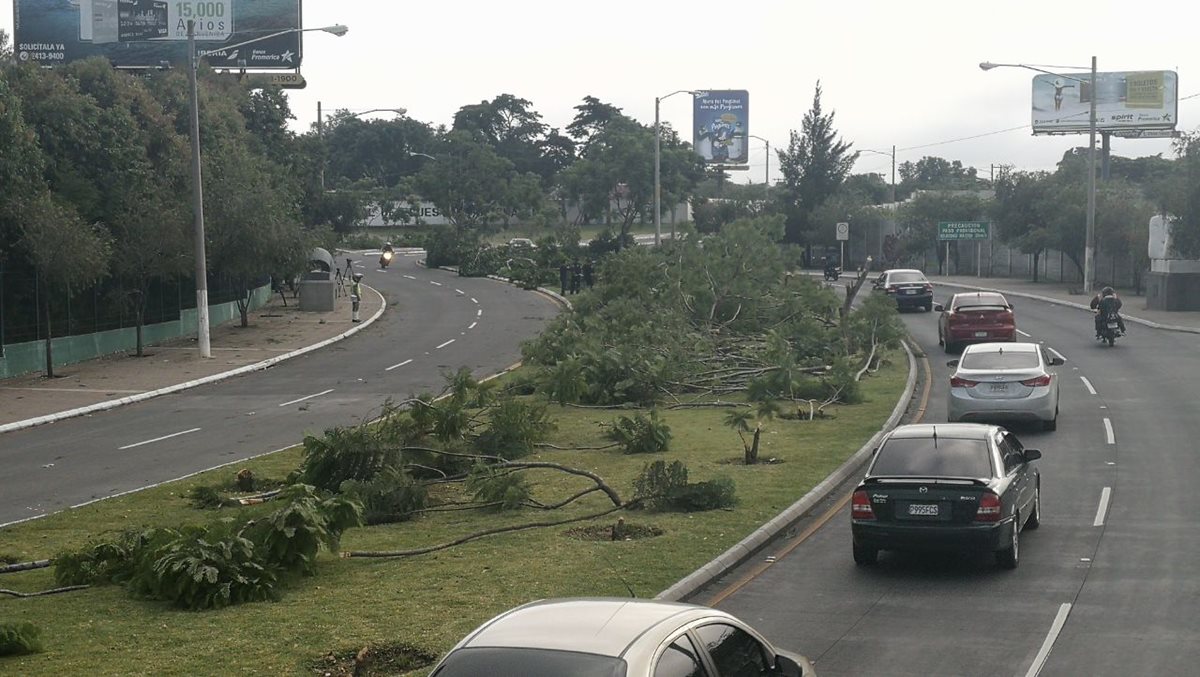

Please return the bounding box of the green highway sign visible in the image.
[938,221,991,241]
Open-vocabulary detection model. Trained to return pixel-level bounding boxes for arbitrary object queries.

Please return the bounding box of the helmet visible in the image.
[1102,286,1115,296]
[352,272,363,282]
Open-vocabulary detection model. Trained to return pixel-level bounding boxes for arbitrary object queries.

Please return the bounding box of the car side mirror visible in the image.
[934,303,945,312]
[1049,357,1065,366]
[946,359,959,368]
[1024,449,1042,462]
[1008,303,1015,310]
[774,654,804,677]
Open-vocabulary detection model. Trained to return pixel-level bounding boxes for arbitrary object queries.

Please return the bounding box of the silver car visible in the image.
[947,342,1064,430]
[428,597,816,677]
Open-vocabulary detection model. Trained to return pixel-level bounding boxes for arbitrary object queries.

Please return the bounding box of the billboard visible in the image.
[1031,70,1178,134]
[694,90,749,164]
[12,0,303,70]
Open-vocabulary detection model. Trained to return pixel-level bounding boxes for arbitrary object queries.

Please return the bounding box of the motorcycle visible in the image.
[823,266,841,281]
[379,249,394,269]
[1095,309,1122,346]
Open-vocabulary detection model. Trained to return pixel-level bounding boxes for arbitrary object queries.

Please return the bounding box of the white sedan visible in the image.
[947,342,1064,430]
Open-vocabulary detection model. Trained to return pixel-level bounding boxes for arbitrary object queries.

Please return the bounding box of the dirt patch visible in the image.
[565,522,665,541]
[309,643,437,676]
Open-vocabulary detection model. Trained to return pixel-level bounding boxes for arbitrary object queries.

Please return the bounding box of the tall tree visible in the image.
[453,94,555,180]
[776,82,857,245]
[0,28,10,61]
[897,156,980,197]
[566,96,623,147]
[897,191,988,274]
[412,130,542,230]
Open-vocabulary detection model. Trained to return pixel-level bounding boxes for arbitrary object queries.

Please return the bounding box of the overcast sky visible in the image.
[5,0,1198,185]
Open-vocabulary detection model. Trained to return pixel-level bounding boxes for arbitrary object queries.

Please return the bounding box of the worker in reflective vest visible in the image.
[351,273,363,322]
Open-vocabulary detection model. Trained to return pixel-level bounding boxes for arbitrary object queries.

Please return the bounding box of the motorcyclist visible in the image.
[1090,286,1126,337]
[823,256,839,278]
[383,241,394,254]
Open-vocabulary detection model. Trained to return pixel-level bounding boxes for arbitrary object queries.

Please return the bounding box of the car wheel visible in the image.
[938,329,944,347]
[944,340,956,354]
[1026,484,1041,530]
[1042,411,1058,432]
[853,542,878,566]
[924,303,933,312]
[996,516,1020,569]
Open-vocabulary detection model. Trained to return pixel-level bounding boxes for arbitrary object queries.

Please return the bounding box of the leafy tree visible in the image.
[453,93,557,180]
[0,28,10,62]
[841,172,892,205]
[896,191,988,273]
[323,113,436,189]
[566,95,624,147]
[724,401,779,465]
[897,156,981,197]
[776,82,857,244]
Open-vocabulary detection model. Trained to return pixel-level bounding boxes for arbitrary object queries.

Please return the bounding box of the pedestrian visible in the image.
[582,260,594,289]
[570,260,582,295]
[559,262,569,295]
[350,273,363,322]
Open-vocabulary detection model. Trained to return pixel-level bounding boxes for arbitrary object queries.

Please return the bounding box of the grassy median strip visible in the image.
[0,357,904,676]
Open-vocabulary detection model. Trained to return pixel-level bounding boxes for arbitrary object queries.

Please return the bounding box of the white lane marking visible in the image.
[118,427,201,450]
[1103,418,1115,444]
[435,339,456,350]
[1025,603,1073,677]
[1094,487,1112,527]
[477,309,483,317]
[403,275,416,280]
[1080,376,1097,395]
[1047,347,1067,363]
[1017,329,1031,337]
[470,297,479,304]
[468,321,477,330]
[385,359,413,372]
[278,388,334,408]
[455,289,464,294]
[430,281,443,287]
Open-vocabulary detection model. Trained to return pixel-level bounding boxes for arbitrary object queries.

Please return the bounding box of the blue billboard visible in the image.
[12,0,303,70]
[693,90,749,165]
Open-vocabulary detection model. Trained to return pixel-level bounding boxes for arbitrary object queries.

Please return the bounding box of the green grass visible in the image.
[0,357,905,676]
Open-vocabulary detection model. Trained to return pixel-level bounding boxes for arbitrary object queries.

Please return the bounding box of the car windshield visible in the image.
[888,272,927,284]
[432,648,627,677]
[960,350,1039,370]
[870,437,993,477]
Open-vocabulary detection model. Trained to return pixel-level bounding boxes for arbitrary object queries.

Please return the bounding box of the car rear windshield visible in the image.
[954,294,1007,310]
[960,351,1039,370]
[870,437,993,477]
[432,648,626,677]
[888,272,927,284]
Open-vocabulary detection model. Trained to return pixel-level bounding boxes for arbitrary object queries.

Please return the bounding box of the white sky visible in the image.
[5,0,1199,184]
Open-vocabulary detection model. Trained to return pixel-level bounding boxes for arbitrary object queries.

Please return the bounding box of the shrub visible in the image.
[186,485,228,510]
[0,622,44,656]
[605,410,672,454]
[144,523,278,611]
[54,528,174,587]
[632,461,737,513]
[246,485,363,576]
[339,467,428,525]
[474,397,554,458]
[298,424,402,492]
[666,477,738,512]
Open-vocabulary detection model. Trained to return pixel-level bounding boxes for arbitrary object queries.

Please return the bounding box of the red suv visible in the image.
[936,292,1016,353]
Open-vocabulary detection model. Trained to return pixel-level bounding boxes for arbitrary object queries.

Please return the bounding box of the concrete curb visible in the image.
[656,339,919,602]
[422,260,573,311]
[934,280,1200,335]
[0,286,387,436]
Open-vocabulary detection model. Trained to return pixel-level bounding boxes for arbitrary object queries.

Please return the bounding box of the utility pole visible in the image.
[889,144,896,203]
[1084,55,1097,294]
[318,101,325,191]
[187,20,211,358]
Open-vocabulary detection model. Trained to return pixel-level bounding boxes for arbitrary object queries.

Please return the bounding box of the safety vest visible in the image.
[351,281,362,299]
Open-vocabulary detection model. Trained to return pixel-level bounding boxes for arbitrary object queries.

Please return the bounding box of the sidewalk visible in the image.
[933,274,1200,334]
[0,286,385,430]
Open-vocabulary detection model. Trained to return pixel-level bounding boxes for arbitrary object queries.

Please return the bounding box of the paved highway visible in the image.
[0,253,558,526]
[699,284,1200,676]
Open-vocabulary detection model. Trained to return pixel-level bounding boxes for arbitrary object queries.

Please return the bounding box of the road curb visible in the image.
[0,286,387,436]
[656,339,918,602]
[934,280,1200,335]
[422,261,573,311]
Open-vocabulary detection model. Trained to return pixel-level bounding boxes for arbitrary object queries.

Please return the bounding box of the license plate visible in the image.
[908,503,939,516]
[1107,322,1119,329]
[989,383,1008,392]
[974,331,988,337]
[905,289,918,294]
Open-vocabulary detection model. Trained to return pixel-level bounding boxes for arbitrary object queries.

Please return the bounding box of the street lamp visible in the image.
[748,134,771,186]
[317,105,406,189]
[187,21,348,357]
[980,57,1098,293]
[860,146,897,203]
[654,89,700,246]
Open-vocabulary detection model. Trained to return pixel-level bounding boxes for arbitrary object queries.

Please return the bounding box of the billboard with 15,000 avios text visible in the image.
[1031,70,1177,134]
[12,0,303,70]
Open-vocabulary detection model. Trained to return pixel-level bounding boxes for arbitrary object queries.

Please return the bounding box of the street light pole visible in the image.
[187,20,211,358]
[748,134,770,186]
[1084,55,1097,294]
[654,89,697,247]
[861,147,897,203]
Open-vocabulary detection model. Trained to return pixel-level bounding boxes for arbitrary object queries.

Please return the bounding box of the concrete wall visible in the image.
[0,284,271,379]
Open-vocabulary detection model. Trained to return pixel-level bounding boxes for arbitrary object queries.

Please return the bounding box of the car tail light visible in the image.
[1020,374,1052,387]
[999,310,1014,324]
[948,311,964,325]
[851,490,875,520]
[923,283,933,292]
[950,376,978,387]
[975,492,1002,522]
[886,285,898,293]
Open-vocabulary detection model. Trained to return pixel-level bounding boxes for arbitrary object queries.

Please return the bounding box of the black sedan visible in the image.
[872,268,934,311]
[850,423,1041,569]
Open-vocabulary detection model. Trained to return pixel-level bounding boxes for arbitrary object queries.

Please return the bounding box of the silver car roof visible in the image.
[454,598,736,658]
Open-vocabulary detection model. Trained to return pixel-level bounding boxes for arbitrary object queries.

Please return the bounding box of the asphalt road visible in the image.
[0,253,558,526]
[697,283,1200,676]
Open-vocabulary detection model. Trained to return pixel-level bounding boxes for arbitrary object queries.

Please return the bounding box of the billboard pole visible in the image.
[187,20,212,359]
[654,96,662,247]
[1084,55,1097,295]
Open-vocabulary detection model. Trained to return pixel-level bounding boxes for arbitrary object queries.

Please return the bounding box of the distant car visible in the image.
[850,423,1042,569]
[947,342,1064,430]
[428,597,816,677]
[507,237,537,250]
[872,269,933,311]
[936,291,1017,353]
